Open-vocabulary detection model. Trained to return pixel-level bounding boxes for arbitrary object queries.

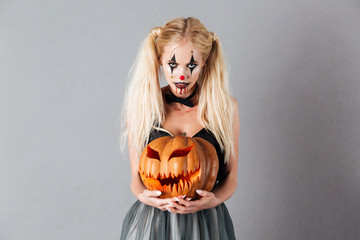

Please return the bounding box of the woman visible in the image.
[119,17,239,240]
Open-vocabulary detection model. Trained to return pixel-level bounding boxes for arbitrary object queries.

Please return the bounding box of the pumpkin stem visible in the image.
[181,132,187,136]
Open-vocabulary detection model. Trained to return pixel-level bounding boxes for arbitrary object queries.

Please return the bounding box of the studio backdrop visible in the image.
[0,0,359,239]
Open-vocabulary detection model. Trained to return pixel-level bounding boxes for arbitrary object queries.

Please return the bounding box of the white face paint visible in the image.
[160,40,205,96]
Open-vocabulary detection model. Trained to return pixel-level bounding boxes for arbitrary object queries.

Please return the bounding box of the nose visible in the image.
[178,66,187,79]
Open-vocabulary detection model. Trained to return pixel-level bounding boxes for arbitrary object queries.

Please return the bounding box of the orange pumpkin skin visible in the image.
[139,135,219,199]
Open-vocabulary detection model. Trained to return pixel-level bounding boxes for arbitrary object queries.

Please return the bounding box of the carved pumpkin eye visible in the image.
[168,144,196,160]
[146,145,160,161]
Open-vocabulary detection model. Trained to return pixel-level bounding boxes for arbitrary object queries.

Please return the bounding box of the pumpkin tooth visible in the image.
[184,180,189,193]
[151,164,160,180]
[172,183,178,195]
[190,173,197,183]
[165,168,171,179]
[178,181,183,193]
[176,165,184,178]
[179,179,184,191]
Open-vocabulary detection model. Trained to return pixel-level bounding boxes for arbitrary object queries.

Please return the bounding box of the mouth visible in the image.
[141,166,201,196]
[174,82,190,89]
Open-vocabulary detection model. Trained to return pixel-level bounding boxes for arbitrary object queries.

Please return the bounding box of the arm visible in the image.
[210,97,239,203]
[128,135,146,197]
[168,97,240,213]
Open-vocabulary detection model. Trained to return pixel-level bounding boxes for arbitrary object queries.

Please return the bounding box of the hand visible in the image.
[166,190,220,214]
[137,190,178,211]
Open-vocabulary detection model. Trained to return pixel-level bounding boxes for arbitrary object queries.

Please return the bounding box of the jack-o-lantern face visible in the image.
[139,135,219,198]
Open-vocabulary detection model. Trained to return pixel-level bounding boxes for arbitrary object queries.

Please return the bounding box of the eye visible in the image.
[187,63,197,69]
[168,62,177,68]
[168,144,196,160]
[146,146,160,161]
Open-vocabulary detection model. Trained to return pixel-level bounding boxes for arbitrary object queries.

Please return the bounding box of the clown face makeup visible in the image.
[161,41,205,96]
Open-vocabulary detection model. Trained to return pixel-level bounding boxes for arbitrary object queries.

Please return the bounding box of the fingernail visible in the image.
[187,198,192,201]
[167,202,173,207]
[196,190,202,194]
[182,195,187,199]
[166,208,172,212]
[156,191,161,195]
[174,197,180,201]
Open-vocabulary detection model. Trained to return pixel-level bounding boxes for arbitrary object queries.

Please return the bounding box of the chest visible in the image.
[162,104,203,137]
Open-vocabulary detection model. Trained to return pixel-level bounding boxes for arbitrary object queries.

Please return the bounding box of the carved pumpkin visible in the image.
[139,135,219,198]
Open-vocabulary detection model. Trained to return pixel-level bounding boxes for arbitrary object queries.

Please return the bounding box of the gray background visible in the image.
[1,0,359,239]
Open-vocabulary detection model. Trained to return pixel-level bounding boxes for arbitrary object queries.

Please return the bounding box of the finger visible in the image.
[148,197,168,206]
[173,196,191,207]
[166,206,175,212]
[171,206,198,214]
[171,201,187,212]
[150,196,178,206]
[196,190,214,198]
[159,203,173,211]
[158,200,177,210]
[175,195,187,200]
[145,190,162,197]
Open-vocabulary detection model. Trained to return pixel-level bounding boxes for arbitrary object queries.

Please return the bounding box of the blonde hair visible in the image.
[118,17,235,164]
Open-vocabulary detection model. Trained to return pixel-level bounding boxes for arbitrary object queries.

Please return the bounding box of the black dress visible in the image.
[120,127,236,240]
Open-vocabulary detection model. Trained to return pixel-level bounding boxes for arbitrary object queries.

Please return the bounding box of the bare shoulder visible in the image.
[230,95,239,124]
[230,95,238,107]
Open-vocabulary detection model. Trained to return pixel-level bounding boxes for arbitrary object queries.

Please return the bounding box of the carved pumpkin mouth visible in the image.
[141,166,201,195]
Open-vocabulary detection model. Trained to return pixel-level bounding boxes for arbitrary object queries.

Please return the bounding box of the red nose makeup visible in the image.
[179,75,185,80]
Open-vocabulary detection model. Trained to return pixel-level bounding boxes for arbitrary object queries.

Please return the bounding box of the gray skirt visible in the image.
[120,200,236,240]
